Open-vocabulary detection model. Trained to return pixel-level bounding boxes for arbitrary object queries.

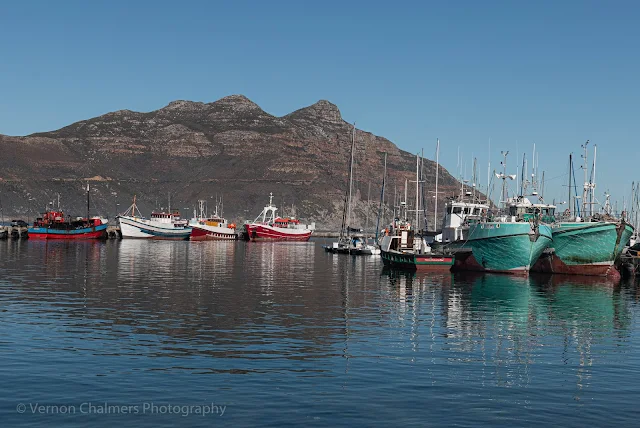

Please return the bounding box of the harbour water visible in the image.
[1,239,639,426]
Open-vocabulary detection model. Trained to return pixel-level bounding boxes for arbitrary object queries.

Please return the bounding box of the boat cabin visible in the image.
[33,210,102,229]
[507,197,556,223]
[273,217,300,228]
[380,229,429,254]
[440,200,490,242]
[151,211,188,227]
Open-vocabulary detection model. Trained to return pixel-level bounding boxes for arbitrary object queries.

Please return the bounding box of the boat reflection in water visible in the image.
[2,239,640,426]
[379,268,633,397]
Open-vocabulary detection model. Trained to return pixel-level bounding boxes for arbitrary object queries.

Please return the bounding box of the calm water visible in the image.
[1,239,639,427]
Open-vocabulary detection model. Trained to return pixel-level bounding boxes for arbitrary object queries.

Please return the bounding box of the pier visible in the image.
[106,225,122,239]
[0,226,28,240]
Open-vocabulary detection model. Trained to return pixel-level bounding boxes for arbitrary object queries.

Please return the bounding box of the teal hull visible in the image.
[532,221,634,276]
[381,250,454,271]
[447,222,552,275]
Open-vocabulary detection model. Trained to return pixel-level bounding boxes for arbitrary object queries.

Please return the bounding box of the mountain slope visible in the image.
[0,95,466,229]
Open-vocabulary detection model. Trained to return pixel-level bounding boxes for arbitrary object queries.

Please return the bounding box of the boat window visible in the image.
[453,207,462,214]
[464,208,471,214]
[473,208,480,215]
[509,206,517,216]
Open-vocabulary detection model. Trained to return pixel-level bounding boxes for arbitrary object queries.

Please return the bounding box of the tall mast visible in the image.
[532,143,536,187]
[516,140,519,195]
[415,153,419,230]
[487,138,491,203]
[520,154,526,197]
[591,144,597,217]
[86,182,90,221]
[346,123,356,233]
[420,148,426,232]
[472,157,477,202]
[393,184,397,219]
[404,179,408,221]
[375,152,387,240]
[568,154,572,217]
[500,150,509,209]
[365,181,371,239]
[581,140,589,217]
[434,138,440,231]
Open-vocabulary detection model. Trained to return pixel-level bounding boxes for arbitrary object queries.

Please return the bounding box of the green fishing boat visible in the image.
[533,220,633,277]
[438,151,552,275]
[444,217,552,275]
[532,143,635,277]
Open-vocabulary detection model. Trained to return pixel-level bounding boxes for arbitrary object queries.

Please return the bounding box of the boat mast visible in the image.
[487,138,491,204]
[591,144,597,217]
[435,138,440,231]
[472,157,477,202]
[568,154,572,217]
[375,152,387,240]
[415,153,419,230]
[365,181,371,240]
[581,140,589,217]
[404,178,408,222]
[520,154,526,197]
[421,149,427,232]
[500,150,509,209]
[346,123,356,235]
[86,182,90,221]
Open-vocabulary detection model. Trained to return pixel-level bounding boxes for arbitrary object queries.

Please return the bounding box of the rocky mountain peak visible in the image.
[286,100,343,123]
[161,100,207,112]
[211,94,265,114]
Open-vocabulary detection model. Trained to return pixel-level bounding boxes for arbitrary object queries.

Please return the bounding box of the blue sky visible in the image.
[1,1,638,208]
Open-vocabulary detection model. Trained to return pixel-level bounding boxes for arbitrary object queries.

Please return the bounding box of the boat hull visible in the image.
[244,224,311,241]
[531,221,634,277]
[190,225,237,241]
[118,216,191,240]
[381,250,453,271]
[445,222,552,275]
[27,224,107,239]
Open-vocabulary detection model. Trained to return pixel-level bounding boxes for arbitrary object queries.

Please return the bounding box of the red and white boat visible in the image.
[189,199,238,240]
[244,193,314,241]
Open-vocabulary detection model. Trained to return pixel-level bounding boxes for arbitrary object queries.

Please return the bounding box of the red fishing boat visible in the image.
[244,193,314,241]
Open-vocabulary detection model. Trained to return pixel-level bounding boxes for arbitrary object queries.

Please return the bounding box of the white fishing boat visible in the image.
[117,196,191,240]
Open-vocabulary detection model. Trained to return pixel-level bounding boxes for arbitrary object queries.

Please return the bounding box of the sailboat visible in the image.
[324,123,379,255]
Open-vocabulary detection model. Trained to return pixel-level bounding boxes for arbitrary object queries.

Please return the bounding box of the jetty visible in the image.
[0,226,28,240]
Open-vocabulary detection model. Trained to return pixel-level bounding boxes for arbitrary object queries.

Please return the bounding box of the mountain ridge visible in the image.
[0,95,469,229]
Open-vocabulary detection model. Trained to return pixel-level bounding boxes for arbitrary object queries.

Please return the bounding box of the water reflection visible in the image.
[379,268,636,397]
[1,241,640,426]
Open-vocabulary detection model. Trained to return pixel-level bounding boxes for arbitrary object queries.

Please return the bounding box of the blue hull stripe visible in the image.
[28,224,108,235]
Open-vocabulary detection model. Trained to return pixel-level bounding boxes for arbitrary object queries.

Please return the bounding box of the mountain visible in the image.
[0,95,468,229]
